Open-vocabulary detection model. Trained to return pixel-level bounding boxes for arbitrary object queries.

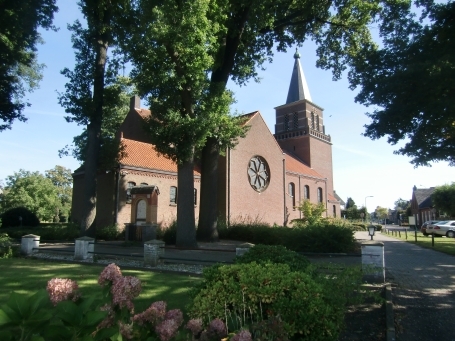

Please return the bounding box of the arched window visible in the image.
[317,187,323,203]
[170,186,177,205]
[194,188,197,206]
[126,182,136,203]
[316,116,320,131]
[140,182,148,187]
[136,199,146,223]
[304,185,310,200]
[288,182,295,207]
[333,205,336,217]
[311,112,315,129]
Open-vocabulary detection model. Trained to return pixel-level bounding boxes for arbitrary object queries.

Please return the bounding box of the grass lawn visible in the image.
[0,258,201,313]
[383,230,455,256]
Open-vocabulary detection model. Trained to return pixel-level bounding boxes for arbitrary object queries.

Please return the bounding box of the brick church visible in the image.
[71,51,341,229]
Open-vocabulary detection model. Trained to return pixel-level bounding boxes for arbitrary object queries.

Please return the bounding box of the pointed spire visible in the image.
[286,48,312,104]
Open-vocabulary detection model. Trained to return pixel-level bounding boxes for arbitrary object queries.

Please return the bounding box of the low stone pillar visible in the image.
[144,239,165,267]
[74,237,95,260]
[21,234,40,255]
[236,243,255,257]
[142,224,157,242]
[361,241,385,283]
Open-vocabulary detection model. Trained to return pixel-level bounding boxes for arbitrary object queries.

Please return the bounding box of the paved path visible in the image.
[355,229,455,341]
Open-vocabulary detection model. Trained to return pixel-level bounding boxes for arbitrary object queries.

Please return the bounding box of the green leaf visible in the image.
[55,300,83,326]
[84,311,108,328]
[94,327,118,341]
[29,289,51,314]
[0,330,12,341]
[0,308,12,325]
[6,292,31,318]
[110,332,122,341]
[41,325,73,340]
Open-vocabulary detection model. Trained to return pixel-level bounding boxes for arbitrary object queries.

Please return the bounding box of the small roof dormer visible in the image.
[286,49,312,104]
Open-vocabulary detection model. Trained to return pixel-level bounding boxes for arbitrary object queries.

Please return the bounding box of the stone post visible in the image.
[236,243,255,257]
[21,234,40,255]
[361,241,385,283]
[74,237,95,260]
[144,239,165,267]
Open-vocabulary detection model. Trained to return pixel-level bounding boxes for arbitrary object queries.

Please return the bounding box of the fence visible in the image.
[21,235,242,267]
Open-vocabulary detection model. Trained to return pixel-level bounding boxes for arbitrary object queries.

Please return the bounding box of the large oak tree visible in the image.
[59,0,128,236]
[351,0,455,166]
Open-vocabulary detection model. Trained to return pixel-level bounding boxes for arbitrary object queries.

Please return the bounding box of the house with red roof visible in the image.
[71,51,341,229]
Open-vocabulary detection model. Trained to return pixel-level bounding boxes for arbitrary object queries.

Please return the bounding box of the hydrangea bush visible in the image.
[0,263,254,341]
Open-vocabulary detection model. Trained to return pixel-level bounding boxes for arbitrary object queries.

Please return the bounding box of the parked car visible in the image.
[426,221,455,237]
[421,220,441,236]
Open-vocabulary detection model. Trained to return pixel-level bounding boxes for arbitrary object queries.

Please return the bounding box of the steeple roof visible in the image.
[286,49,312,104]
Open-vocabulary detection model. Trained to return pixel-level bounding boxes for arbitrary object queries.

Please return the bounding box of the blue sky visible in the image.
[0,1,453,211]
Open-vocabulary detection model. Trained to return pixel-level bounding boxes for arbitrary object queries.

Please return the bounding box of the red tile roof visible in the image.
[135,108,151,119]
[285,153,324,178]
[120,138,200,175]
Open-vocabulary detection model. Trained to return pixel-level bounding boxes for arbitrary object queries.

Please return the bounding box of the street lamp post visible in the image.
[365,196,373,223]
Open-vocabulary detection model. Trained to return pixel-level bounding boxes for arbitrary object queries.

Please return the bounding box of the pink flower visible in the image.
[98,263,122,286]
[111,276,141,312]
[133,301,167,326]
[185,318,203,336]
[164,309,183,327]
[155,319,179,341]
[46,278,80,306]
[208,318,227,338]
[232,330,252,341]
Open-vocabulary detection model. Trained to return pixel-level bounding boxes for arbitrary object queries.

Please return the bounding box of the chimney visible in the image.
[130,96,140,110]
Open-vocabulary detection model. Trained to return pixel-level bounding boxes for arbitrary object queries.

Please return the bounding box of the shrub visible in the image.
[222,220,357,253]
[1,207,39,228]
[286,222,357,253]
[162,220,177,245]
[0,223,80,241]
[96,224,121,241]
[234,244,311,273]
[0,233,14,259]
[189,262,345,340]
[222,223,288,245]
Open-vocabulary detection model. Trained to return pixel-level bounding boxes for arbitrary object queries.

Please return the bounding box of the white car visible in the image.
[426,220,455,237]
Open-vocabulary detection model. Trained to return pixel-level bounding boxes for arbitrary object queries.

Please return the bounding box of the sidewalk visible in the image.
[355,230,455,341]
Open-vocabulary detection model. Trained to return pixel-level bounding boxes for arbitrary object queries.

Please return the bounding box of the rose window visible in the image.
[247,156,270,192]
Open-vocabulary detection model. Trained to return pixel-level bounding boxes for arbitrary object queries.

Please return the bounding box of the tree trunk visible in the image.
[176,154,198,248]
[198,7,251,239]
[197,137,220,241]
[80,120,102,236]
[80,33,109,236]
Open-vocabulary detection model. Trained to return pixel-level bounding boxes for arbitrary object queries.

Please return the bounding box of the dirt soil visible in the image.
[338,291,386,341]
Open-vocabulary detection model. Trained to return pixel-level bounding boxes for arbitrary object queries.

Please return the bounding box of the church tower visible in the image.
[274,50,335,195]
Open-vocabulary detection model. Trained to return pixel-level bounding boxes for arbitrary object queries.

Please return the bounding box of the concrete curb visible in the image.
[385,283,396,341]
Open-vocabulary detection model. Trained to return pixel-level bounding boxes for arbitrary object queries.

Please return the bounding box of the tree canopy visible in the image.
[0,0,58,131]
[432,183,455,216]
[345,197,356,209]
[45,166,73,221]
[0,169,63,222]
[352,0,455,166]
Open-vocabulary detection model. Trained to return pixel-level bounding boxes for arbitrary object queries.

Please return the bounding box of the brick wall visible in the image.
[228,114,285,226]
